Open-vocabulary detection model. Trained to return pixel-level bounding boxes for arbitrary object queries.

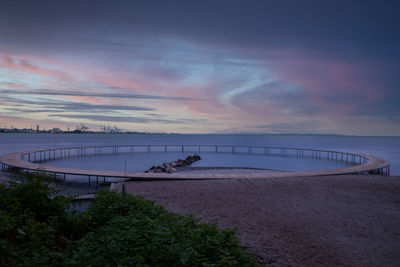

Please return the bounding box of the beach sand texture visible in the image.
[116,174,400,266]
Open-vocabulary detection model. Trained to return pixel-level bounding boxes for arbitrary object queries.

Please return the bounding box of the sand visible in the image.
[115,174,400,266]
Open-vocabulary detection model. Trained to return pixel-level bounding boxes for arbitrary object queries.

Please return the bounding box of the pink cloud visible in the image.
[265,53,387,116]
[0,54,73,82]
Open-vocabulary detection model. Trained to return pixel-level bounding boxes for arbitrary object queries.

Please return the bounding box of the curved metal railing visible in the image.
[0,144,391,184]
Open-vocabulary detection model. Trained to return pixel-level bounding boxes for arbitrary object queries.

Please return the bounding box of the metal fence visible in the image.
[20,144,370,165]
[0,144,391,186]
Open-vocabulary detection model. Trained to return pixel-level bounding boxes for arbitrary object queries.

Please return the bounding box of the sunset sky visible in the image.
[0,0,399,135]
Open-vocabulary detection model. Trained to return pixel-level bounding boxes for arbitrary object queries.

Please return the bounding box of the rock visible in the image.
[144,154,202,173]
[175,159,186,167]
[154,167,163,173]
[166,167,176,173]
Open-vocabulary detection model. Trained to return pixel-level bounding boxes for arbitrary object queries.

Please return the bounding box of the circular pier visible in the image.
[0,144,391,183]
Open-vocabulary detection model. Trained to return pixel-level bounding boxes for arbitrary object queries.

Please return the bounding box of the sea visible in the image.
[0,133,399,176]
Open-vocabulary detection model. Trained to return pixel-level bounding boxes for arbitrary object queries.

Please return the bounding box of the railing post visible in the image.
[122,183,126,198]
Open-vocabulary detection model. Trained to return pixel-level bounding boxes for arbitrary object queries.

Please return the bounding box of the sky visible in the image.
[0,0,399,135]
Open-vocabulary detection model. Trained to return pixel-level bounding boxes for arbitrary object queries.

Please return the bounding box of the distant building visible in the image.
[36,125,39,133]
[52,128,62,133]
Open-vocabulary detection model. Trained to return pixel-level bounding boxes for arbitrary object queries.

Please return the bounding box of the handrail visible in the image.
[0,144,391,183]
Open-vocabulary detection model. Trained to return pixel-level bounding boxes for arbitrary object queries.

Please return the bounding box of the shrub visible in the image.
[0,175,257,266]
[70,191,255,266]
[0,174,71,266]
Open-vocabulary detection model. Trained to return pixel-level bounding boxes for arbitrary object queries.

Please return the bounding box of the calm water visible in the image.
[0,133,399,175]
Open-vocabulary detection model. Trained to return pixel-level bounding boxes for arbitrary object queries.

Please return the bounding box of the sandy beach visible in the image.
[115,174,400,266]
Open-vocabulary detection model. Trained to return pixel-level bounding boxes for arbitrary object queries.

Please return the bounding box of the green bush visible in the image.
[0,174,71,266]
[0,175,257,266]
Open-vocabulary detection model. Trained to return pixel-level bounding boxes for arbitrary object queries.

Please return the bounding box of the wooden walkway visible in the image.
[0,145,391,182]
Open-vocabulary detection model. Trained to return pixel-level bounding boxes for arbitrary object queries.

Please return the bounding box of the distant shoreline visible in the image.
[1,132,399,138]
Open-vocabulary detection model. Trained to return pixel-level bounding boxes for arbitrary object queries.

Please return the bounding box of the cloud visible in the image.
[267,55,400,119]
[0,94,154,113]
[1,1,399,135]
[0,55,72,81]
[2,0,399,52]
[49,102,153,112]
[0,89,198,101]
[231,81,314,117]
[48,114,204,124]
[5,108,66,113]
[0,114,86,129]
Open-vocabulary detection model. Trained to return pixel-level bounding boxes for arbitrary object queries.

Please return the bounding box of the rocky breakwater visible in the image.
[145,154,201,173]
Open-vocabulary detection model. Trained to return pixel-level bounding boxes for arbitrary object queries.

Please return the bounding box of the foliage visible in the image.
[0,174,257,266]
[0,173,71,266]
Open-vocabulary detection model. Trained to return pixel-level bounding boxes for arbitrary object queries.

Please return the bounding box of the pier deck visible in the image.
[0,144,391,182]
